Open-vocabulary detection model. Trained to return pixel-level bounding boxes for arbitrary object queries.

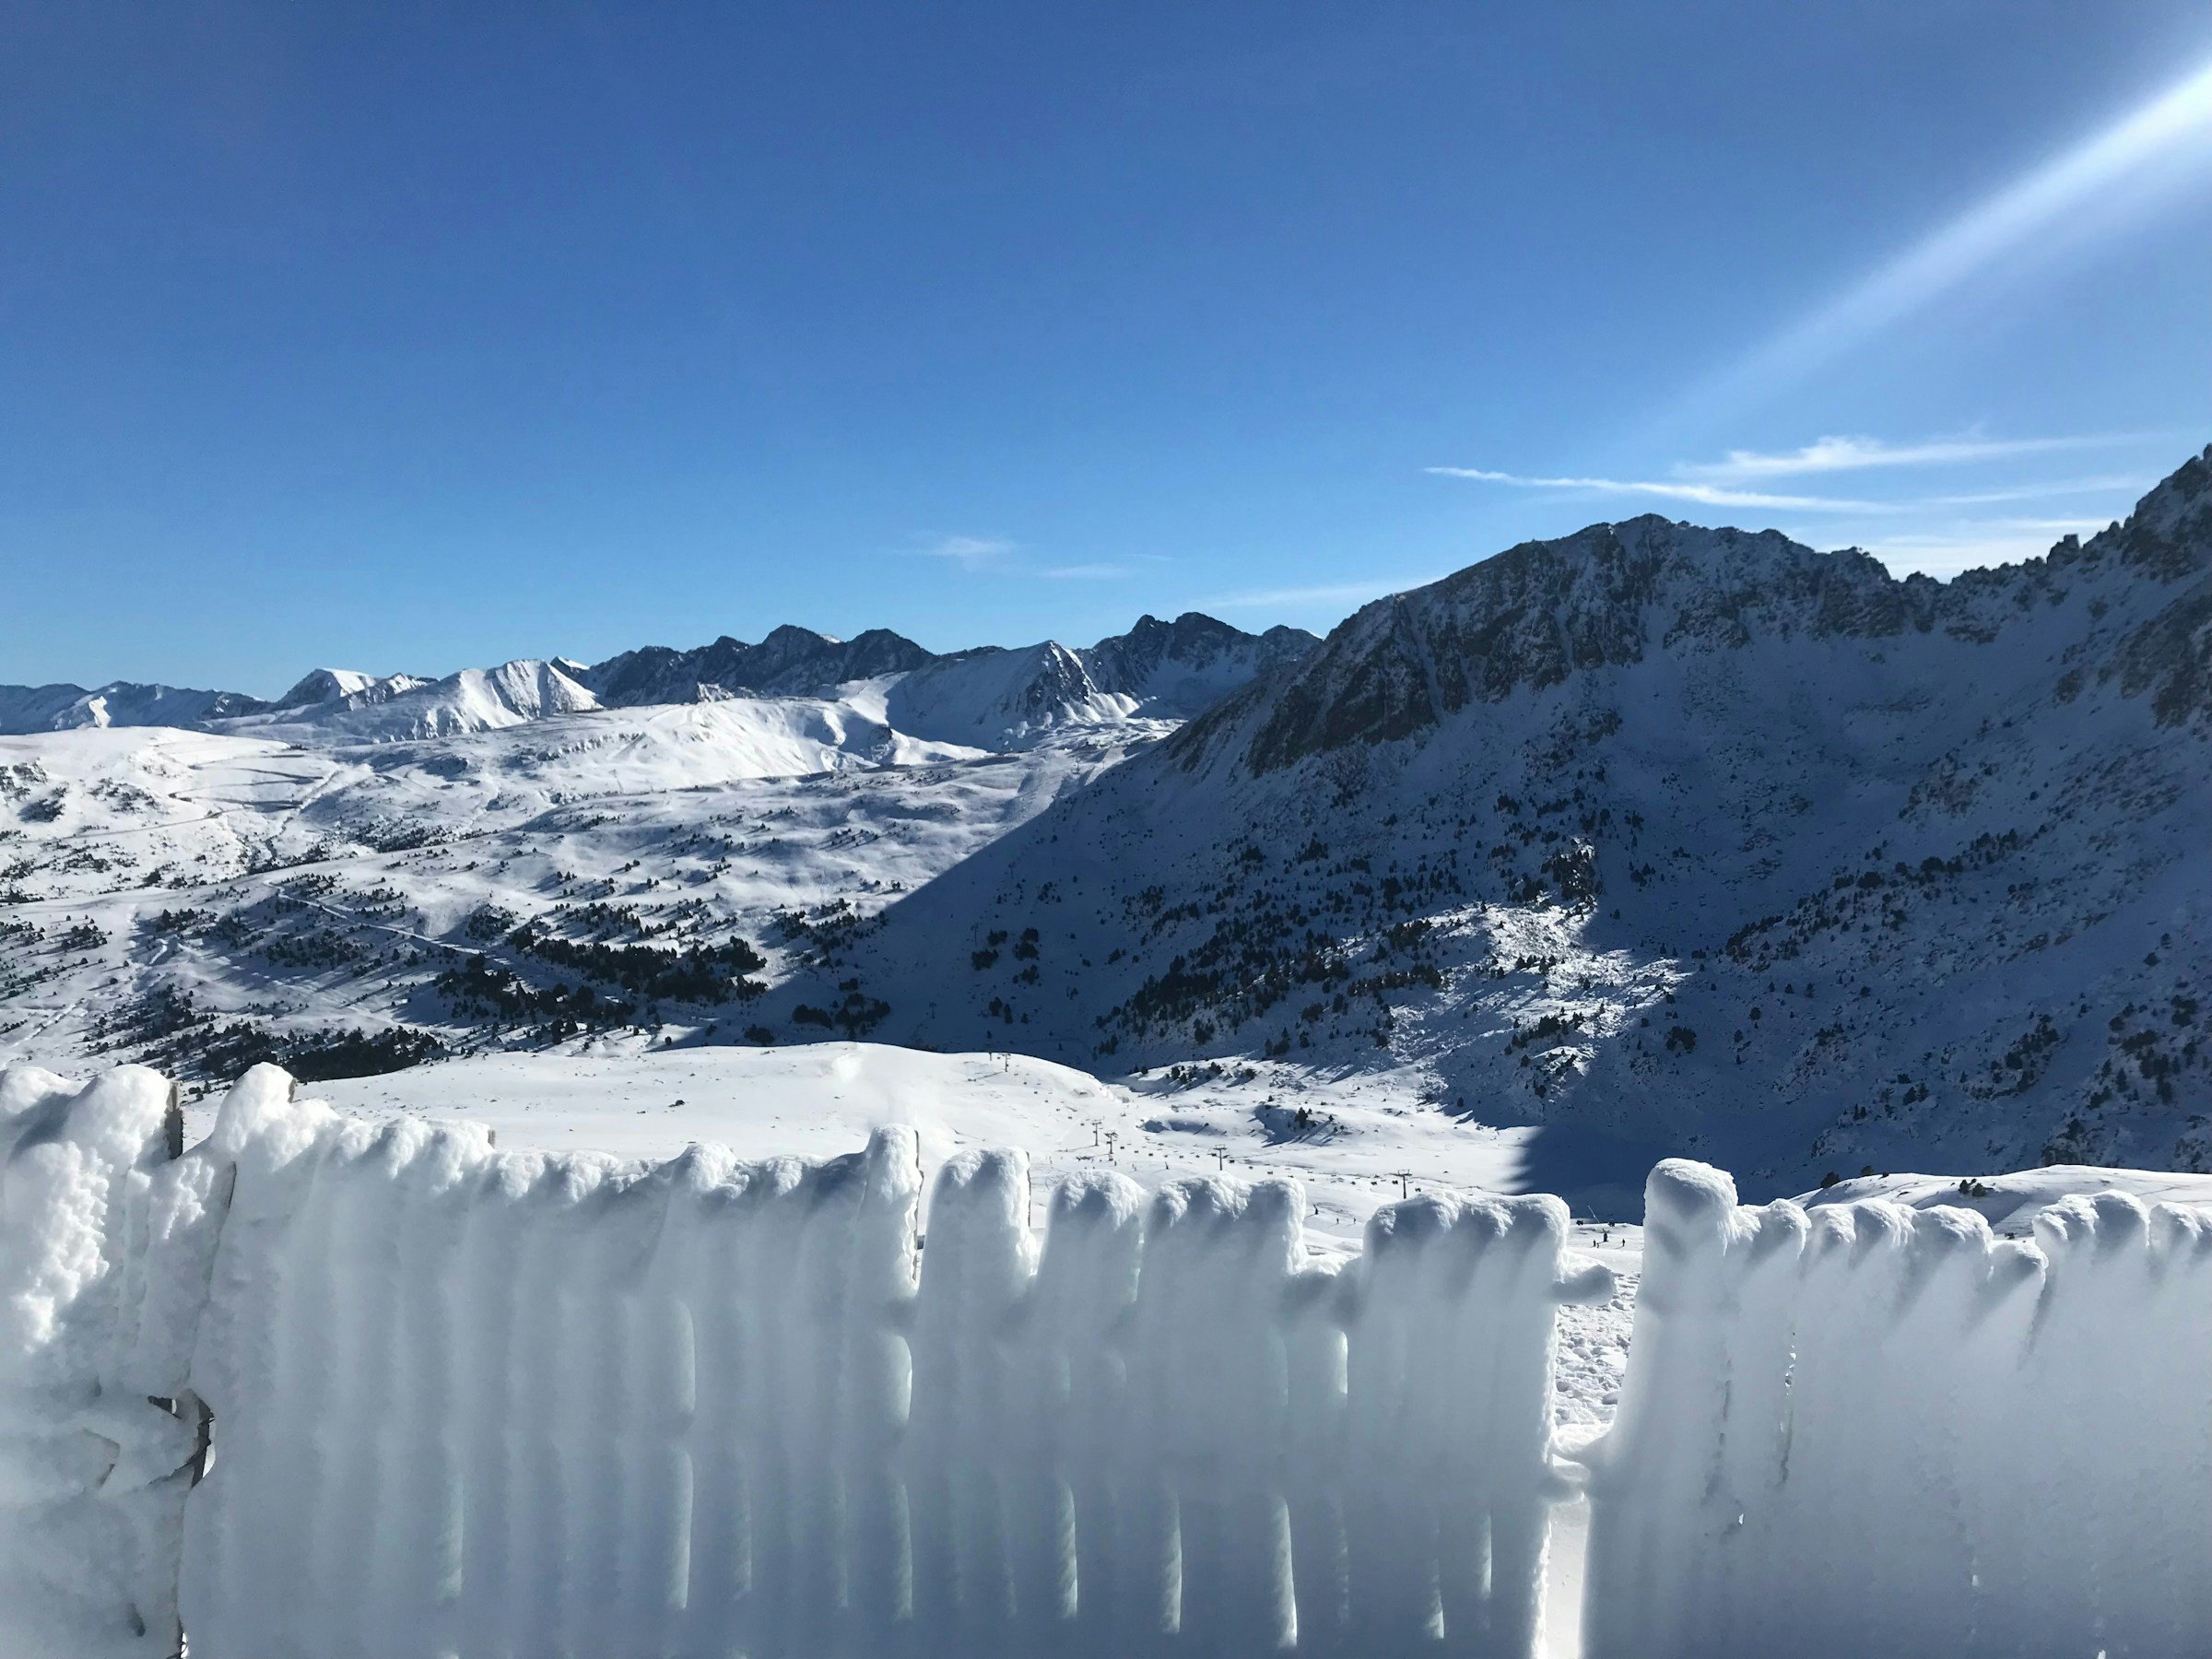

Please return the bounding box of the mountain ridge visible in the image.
[808,443,2212,1194]
[0,610,1318,746]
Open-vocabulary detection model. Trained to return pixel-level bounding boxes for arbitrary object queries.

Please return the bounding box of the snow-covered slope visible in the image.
[816,445,2212,1195]
[0,697,1129,1101]
[876,641,1132,747]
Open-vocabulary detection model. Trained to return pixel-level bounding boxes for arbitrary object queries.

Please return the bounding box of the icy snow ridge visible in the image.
[14,1061,2211,1658]
[2,1061,1593,1658]
[1579,1158,2212,1659]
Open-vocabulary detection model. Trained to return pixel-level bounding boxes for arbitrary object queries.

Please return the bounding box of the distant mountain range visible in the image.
[0,613,1323,750]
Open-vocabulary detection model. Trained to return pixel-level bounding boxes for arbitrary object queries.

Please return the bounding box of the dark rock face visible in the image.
[579,626,937,705]
[1214,453,2212,775]
[1086,613,1319,697]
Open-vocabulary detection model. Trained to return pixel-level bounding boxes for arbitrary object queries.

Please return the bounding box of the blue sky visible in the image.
[5,3,2211,695]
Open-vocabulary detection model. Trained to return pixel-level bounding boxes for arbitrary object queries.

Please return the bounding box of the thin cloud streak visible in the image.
[921,534,1016,571]
[1924,475,2149,507]
[1684,432,2142,482]
[920,539,1153,581]
[1427,466,1888,512]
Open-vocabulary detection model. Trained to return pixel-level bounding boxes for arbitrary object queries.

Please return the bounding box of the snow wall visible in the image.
[0,1063,1594,1659]
[1580,1158,2212,1659]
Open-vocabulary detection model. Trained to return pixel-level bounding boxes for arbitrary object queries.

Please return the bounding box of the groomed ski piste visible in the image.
[6,1051,2210,1657]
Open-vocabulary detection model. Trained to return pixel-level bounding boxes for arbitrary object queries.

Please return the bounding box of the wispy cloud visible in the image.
[1426,467,1888,512]
[1430,437,2151,584]
[919,536,1159,581]
[921,534,1016,572]
[1684,432,2141,482]
[1430,441,2152,520]
[1923,474,2150,507]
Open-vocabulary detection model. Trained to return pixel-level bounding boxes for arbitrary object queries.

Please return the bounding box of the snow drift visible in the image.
[1579,1158,2212,1659]
[0,1063,1593,1658]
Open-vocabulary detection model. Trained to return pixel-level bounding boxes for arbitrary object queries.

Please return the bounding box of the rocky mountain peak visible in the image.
[1208,453,2212,776]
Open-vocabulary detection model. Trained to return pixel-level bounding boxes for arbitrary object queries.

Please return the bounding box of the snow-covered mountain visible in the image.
[274,667,433,709]
[573,612,1320,749]
[224,658,604,741]
[1085,611,1320,715]
[0,679,270,734]
[813,445,2212,1194]
[0,612,1316,750]
[873,613,1322,748]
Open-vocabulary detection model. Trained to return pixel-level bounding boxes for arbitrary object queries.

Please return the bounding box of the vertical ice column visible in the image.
[722,1153,811,1655]
[1578,1159,1747,1659]
[1761,1202,1914,1646]
[1025,1170,1146,1655]
[1280,1257,1350,1657]
[831,1127,923,1656]
[178,1065,339,1653]
[905,1149,1039,1656]
[620,1149,714,1659]
[665,1146,767,1653]
[0,1064,194,1659]
[1941,1231,2044,1659]
[2023,1190,2189,1657]
[1665,1196,1805,1656]
[556,1155,677,1658]
[1340,1190,1575,1659]
[512,1152,622,1659]
[728,1128,918,1659]
[307,1118,441,1657]
[2141,1203,2212,1650]
[1861,1206,2012,1659]
[1121,1176,1304,1654]
[446,1147,547,1659]
[373,1122,494,1653]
